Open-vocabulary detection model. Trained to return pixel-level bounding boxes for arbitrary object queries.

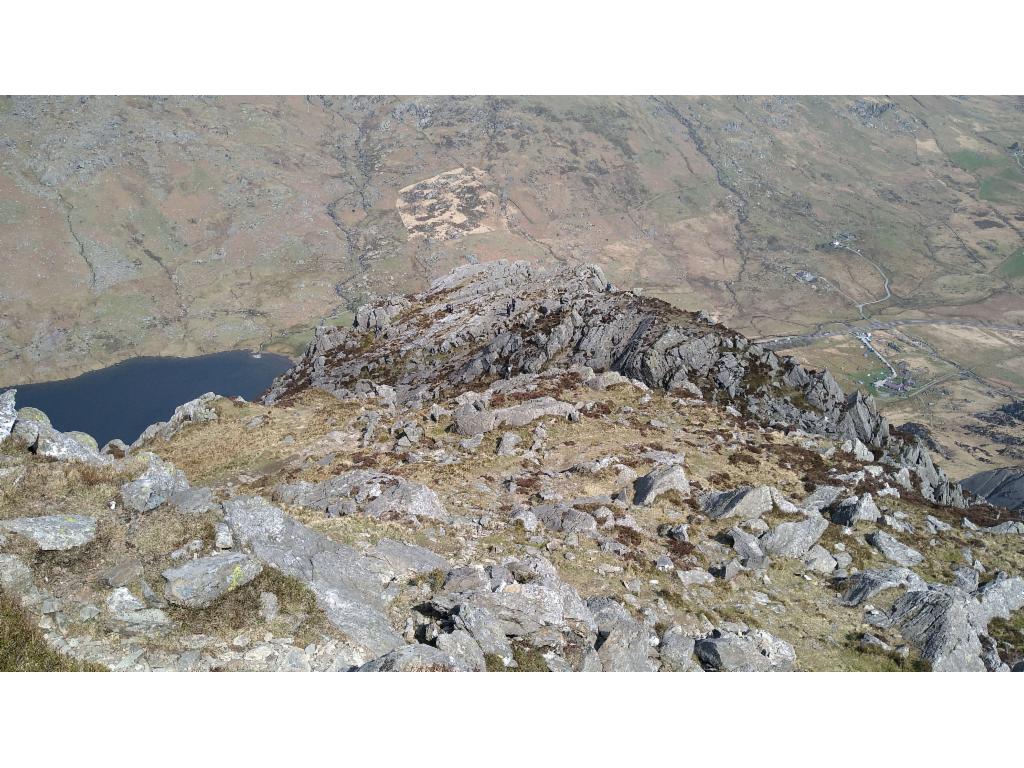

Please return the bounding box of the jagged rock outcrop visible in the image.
[264,261,961,506]
[131,393,219,449]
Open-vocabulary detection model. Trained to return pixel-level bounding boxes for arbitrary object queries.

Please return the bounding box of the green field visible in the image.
[1000,247,1024,279]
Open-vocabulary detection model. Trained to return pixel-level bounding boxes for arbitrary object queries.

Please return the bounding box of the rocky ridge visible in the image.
[1,262,1022,672]
[266,261,966,508]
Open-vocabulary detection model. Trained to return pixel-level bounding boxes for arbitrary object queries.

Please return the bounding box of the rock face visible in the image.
[961,466,1024,512]
[0,514,96,551]
[162,552,263,608]
[263,261,962,506]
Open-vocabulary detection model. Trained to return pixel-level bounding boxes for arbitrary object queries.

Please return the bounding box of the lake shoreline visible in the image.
[3,350,294,446]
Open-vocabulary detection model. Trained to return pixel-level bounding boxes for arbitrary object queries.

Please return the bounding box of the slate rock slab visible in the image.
[0,514,96,551]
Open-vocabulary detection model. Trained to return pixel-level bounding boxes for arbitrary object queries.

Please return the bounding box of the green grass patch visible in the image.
[980,172,1023,204]
[999,247,1024,279]
[949,150,999,171]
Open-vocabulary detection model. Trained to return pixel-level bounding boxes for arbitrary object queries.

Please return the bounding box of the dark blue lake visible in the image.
[4,350,293,447]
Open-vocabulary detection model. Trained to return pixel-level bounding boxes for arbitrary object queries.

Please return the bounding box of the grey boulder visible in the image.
[120,454,190,513]
[866,531,923,567]
[831,493,881,526]
[0,514,96,551]
[699,485,773,520]
[587,596,657,671]
[356,644,470,672]
[633,464,690,506]
[695,629,795,671]
[758,513,828,558]
[841,567,927,607]
[162,551,263,608]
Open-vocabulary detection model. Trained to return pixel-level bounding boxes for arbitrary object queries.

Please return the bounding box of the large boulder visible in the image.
[452,395,578,436]
[699,486,773,520]
[162,552,263,608]
[695,629,796,672]
[830,493,881,526]
[633,464,690,506]
[973,573,1024,626]
[841,567,927,607]
[658,627,703,671]
[758,513,828,558]
[587,596,657,672]
[888,586,985,672]
[0,514,96,551]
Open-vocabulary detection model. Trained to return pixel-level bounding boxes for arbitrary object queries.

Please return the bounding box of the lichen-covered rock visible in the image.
[367,539,450,578]
[841,567,927,607]
[223,495,403,657]
[131,392,219,449]
[658,627,703,671]
[759,514,828,558]
[587,596,657,672]
[831,493,881,526]
[162,552,263,608]
[888,586,985,672]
